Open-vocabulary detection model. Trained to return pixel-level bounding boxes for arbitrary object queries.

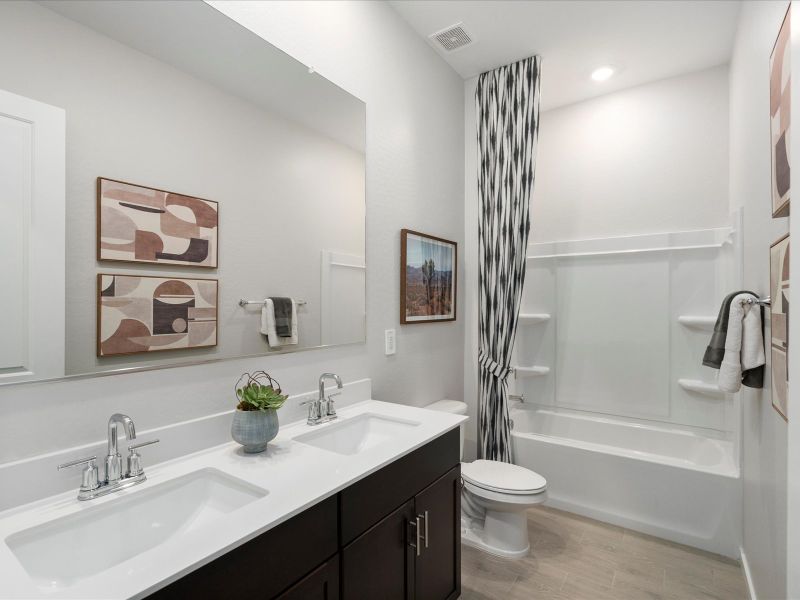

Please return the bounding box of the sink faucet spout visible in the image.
[106,414,136,482]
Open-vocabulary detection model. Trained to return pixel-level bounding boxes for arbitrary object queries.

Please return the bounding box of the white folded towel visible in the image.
[718,293,766,393]
[260,299,298,348]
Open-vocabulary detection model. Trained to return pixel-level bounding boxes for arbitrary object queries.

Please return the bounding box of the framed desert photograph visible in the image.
[98,274,218,357]
[770,233,789,421]
[401,229,457,324]
[770,4,791,218]
[97,178,219,267]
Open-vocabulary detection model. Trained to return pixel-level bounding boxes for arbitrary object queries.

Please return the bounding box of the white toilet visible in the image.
[427,399,547,559]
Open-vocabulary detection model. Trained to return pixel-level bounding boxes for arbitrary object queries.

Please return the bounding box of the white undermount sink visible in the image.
[5,468,267,588]
[294,412,421,455]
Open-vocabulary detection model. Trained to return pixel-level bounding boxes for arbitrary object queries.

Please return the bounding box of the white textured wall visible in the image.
[729,2,790,599]
[788,2,800,595]
[0,1,464,470]
[532,65,730,243]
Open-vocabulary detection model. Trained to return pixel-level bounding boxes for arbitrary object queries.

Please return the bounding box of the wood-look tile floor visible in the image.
[461,505,749,600]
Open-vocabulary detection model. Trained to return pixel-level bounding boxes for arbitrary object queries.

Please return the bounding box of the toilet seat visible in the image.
[461,460,547,495]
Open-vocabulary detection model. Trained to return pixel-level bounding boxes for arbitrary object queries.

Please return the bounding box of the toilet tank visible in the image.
[425,399,468,460]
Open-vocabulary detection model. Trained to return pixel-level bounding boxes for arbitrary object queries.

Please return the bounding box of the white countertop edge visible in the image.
[0,400,467,600]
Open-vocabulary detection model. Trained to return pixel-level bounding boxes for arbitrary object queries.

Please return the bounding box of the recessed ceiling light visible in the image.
[591,66,615,82]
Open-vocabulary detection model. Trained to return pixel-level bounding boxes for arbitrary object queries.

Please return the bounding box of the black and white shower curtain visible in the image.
[477,56,541,462]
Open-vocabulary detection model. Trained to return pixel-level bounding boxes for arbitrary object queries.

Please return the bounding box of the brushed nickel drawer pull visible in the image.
[418,511,429,548]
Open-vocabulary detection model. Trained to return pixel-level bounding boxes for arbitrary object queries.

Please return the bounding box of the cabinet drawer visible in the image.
[275,555,339,600]
[148,495,338,599]
[340,428,459,545]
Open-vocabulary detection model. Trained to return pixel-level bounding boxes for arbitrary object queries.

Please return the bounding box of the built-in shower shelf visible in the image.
[678,378,725,397]
[677,315,716,330]
[518,313,551,324]
[513,366,550,378]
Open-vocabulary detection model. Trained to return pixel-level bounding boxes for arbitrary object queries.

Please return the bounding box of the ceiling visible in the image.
[389,0,741,111]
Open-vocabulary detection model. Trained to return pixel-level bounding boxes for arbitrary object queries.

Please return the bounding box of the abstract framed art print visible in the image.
[770,233,789,421]
[98,274,218,357]
[97,178,219,267]
[770,4,791,218]
[400,229,457,324]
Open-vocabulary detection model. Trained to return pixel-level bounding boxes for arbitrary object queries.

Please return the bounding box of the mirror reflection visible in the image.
[0,0,366,384]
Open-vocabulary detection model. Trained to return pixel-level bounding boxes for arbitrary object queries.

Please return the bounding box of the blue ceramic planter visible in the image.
[231,409,279,453]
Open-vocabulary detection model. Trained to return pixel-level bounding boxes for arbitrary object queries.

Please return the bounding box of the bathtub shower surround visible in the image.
[513,222,743,555]
[476,55,542,463]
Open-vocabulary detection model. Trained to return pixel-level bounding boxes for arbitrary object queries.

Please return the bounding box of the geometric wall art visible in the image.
[97,178,218,267]
[770,233,789,421]
[770,4,791,218]
[97,274,218,357]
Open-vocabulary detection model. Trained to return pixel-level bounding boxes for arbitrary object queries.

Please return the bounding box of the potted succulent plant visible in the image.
[231,371,288,453]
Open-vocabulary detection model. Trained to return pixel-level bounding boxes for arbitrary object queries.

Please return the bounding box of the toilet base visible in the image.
[460,512,531,559]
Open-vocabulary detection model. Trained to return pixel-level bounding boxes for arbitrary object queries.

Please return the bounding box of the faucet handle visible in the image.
[128,439,160,452]
[57,456,99,492]
[326,392,341,416]
[300,397,321,423]
[127,439,159,477]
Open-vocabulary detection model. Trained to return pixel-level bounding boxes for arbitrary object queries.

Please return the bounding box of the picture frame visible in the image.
[770,4,791,218]
[97,273,218,357]
[97,177,219,268]
[400,229,457,324]
[770,233,789,421]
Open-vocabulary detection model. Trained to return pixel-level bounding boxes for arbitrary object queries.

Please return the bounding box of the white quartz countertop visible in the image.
[0,400,466,599]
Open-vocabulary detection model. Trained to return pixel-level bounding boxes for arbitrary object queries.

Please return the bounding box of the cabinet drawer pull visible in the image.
[418,511,429,548]
[409,517,422,556]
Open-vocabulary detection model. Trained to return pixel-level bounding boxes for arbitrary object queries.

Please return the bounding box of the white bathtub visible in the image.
[511,406,741,557]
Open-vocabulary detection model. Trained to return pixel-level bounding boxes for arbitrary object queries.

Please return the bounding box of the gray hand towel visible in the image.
[703,290,765,388]
[270,297,293,337]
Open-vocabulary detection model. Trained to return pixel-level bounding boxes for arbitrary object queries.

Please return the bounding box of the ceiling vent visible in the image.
[429,22,474,52]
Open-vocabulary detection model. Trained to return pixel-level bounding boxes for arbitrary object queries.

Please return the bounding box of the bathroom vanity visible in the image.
[0,400,465,600]
[151,428,460,600]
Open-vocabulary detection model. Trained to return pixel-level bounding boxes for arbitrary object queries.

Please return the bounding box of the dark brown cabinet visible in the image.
[414,467,461,600]
[148,428,460,600]
[341,500,416,599]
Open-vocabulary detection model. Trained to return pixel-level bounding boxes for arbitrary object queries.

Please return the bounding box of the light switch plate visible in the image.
[384,329,396,355]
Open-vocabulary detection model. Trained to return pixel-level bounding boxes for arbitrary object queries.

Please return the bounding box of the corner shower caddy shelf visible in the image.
[513,366,550,378]
[678,378,724,397]
[677,315,716,330]
[518,313,551,324]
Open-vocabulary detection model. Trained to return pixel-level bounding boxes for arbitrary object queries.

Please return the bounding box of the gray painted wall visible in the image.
[729,2,790,598]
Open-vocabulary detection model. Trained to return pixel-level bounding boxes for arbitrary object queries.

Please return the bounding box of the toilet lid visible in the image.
[462,460,547,495]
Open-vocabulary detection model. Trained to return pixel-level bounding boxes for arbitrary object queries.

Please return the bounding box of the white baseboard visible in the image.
[739,546,757,600]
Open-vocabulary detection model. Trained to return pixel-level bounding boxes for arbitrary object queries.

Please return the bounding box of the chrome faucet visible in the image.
[106,413,136,483]
[58,414,159,500]
[302,373,343,425]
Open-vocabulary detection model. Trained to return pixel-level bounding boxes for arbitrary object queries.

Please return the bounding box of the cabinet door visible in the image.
[414,466,460,600]
[275,555,339,600]
[341,499,416,600]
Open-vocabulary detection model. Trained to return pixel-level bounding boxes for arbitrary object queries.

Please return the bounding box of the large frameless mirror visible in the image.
[0,0,366,385]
